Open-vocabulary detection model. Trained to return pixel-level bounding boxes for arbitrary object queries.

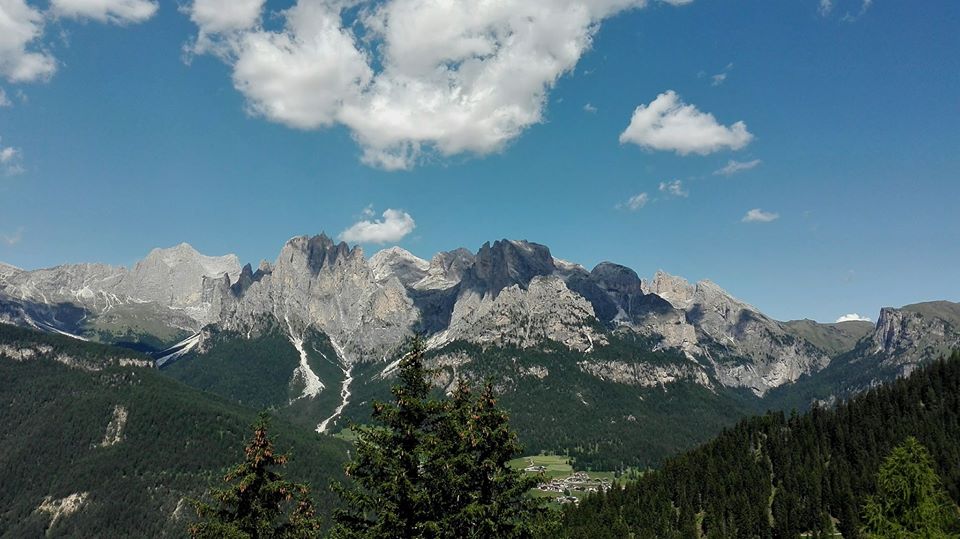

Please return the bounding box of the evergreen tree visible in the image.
[332,337,549,538]
[331,336,447,538]
[861,436,960,538]
[437,381,546,538]
[189,412,323,539]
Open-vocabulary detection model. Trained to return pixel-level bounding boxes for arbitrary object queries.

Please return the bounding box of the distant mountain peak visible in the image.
[139,242,240,279]
[369,246,429,285]
[465,239,555,297]
[281,233,362,275]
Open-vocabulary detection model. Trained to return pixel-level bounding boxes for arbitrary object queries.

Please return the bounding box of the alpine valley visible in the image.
[3,234,959,470]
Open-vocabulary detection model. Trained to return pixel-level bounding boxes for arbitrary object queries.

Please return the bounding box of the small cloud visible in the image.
[1,227,24,246]
[841,0,873,21]
[820,0,872,21]
[49,0,159,25]
[836,313,872,323]
[707,62,733,87]
[715,158,761,176]
[339,208,416,244]
[620,90,753,155]
[659,180,688,198]
[0,88,10,107]
[583,103,597,113]
[617,193,649,211]
[0,141,24,176]
[741,208,779,223]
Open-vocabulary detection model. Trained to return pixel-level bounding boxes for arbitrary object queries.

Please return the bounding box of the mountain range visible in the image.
[3,234,958,466]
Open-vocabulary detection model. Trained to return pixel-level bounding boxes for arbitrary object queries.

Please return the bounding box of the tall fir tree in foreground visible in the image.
[862,436,960,538]
[434,381,546,537]
[189,412,324,539]
[332,336,548,538]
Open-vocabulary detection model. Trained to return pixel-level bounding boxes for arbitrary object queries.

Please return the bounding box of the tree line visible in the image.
[190,336,553,538]
[561,351,960,538]
[189,341,960,538]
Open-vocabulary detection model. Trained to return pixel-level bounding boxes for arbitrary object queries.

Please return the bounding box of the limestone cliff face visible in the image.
[636,271,833,395]
[215,234,419,363]
[430,274,605,352]
[870,302,960,371]
[414,248,475,290]
[0,244,240,337]
[571,263,701,357]
[423,240,604,352]
[120,243,241,324]
[577,359,712,389]
[5,233,956,401]
[369,247,430,287]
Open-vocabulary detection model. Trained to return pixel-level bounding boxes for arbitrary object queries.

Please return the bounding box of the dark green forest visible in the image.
[342,336,759,471]
[162,323,348,432]
[0,324,348,538]
[560,351,960,538]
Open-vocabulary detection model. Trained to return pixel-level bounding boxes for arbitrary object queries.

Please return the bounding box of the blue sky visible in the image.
[0,0,957,323]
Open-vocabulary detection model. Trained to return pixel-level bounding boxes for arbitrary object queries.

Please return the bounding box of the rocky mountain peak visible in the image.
[0,262,21,281]
[369,247,430,286]
[463,239,555,297]
[871,302,960,364]
[590,262,642,296]
[413,248,475,290]
[123,243,242,320]
[279,234,362,275]
[139,243,240,277]
[230,263,256,296]
[642,270,696,309]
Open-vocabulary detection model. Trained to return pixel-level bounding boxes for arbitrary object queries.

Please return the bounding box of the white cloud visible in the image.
[186,0,691,170]
[741,208,779,223]
[339,208,416,244]
[706,62,732,87]
[715,158,761,176]
[187,0,263,34]
[230,2,372,132]
[819,0,872,21]
[617,192,649,211]
[619,90,753,155]
[0,139,24,176]
[1,227,23,246]
[183,0,265,56]
[836,313,872,323]
[0,0,57,83]
[1,0,157,83]
[49,0,158,25]
[583,103,597,113]
[659,179,688,197]
[0,87,10,107]
[841,0,873,22]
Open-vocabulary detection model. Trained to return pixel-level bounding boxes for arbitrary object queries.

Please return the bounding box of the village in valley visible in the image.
[510,455,618,505]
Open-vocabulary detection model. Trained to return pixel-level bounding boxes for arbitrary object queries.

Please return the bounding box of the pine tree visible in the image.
[331,335,447,538]
[332,337,550,538]
[861,436,960,538]
[437,381,546,538]
[189,412,323,539]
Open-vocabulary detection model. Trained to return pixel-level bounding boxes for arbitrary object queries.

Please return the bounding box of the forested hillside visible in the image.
[0,324,349,538]
[340,337,759,470]
[560,351,960,538]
